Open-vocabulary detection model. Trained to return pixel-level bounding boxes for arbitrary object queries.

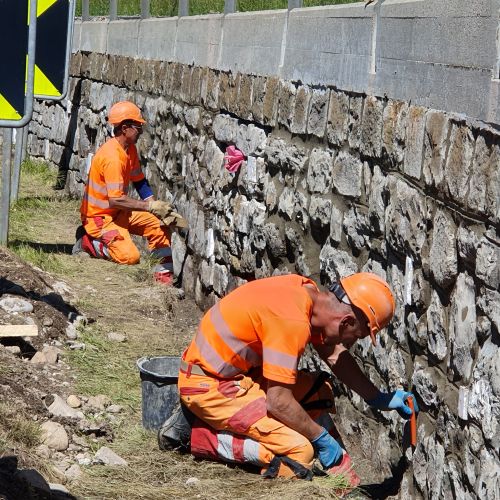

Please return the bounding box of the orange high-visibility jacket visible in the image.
[80,138,145,220]
[183,275,319,384]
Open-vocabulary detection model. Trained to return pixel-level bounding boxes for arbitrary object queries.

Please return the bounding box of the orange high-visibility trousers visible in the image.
[178,368,335,477]
[83,210,170,265]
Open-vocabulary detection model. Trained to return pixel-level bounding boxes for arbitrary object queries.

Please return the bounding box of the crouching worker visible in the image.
[158,273,418,484]
[73,101,187,285]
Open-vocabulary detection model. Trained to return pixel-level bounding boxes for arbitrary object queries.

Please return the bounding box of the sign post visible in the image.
[10,0,76,203]
[0,0,38,245]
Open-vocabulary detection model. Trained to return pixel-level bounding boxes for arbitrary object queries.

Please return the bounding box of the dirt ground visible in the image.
[0,163,398,500]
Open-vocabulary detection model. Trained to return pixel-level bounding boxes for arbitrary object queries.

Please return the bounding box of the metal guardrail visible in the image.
[80,0,310,20]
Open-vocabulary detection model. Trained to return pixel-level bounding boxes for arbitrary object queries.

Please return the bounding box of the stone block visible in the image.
[344,205,370,254]
[476,236,500,290]
[426,290,448,361]
[347,96,363,151]
[251,76,266,125]
[278,81,296,131]
[403,106,426,179]
[290,86,311,134]
[307,89,329,138]
[306,148,333,195]
[429,208,457,289]
[262,76,280,127]
[202,69,220,111]
[69,52,82,77]
[329,203,343,244]
[235,124,267,157]
[367,165,387,236]
[445,122,475,206]
[360,96,384,158]
[326,91,349,147]
[382,100,408,168]
[180,65,193,104]
[319,243,358,284]
[309,196,332,230]
[448,272,477,382]
[236,74,253,121]
[468,135,500,222]
[385,177,429,264]
[422,110,449,190]
[332,151,363,198]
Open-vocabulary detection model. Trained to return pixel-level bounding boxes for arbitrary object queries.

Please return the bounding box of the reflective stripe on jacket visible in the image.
[80,137,144,219]
[183,274,317,384]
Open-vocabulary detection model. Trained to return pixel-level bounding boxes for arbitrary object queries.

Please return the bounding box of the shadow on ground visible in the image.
[0,456,77,500]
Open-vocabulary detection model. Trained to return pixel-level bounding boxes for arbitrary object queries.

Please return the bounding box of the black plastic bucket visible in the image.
[136,356,181,430]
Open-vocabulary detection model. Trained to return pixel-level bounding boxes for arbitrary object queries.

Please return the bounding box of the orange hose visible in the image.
[408,397,417,447]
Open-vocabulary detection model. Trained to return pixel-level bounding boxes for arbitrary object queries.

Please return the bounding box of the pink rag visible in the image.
[224,145,245,173]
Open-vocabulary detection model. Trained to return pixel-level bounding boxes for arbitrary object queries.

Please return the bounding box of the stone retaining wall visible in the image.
[28,51,500,498]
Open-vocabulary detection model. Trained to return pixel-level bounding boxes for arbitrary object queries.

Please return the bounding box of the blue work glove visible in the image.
[311,428,343,469]
[366,390,419,420]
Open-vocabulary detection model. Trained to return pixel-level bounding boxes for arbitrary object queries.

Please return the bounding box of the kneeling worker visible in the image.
[160,273,418,484]
[73,101,186,285]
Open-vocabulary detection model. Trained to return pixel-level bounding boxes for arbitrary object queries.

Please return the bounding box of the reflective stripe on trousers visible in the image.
[178,368,335,477]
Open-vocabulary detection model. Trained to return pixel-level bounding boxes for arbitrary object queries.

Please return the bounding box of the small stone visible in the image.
[64,464,82,482]
[186,477,200,486]
[42,317,54,327]
[72,434,89,448]
[49,483,70,494]
[87,394,111,411]
[47,394,85,420]
[68,342,86,350]
[93,446,128,467]
[0,297,33,314]
[31,352,48,365]
[4,346,21,356]
[107,331,126,343]
[65,323,78,340]
[106,405,122,414]
[41,421,69,451]
[36,444,52,459]
[67,395,82,408]
[42,346,60,365]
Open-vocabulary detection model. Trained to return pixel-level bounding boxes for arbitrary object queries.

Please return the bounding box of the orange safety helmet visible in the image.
[332,272,395,345]
[107,101,146,126]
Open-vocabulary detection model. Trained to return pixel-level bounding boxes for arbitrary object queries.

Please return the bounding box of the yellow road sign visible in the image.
[0,1,30,120]
[34,0,73,99]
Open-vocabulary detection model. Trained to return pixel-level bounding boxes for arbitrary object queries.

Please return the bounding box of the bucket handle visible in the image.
[137,357,179,382]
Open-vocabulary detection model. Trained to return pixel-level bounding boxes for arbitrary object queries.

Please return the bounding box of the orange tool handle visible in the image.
[408,396,417,447]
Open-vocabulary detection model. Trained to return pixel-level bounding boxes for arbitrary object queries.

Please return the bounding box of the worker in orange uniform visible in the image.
[159,273,419,484]
[73,101,182,284]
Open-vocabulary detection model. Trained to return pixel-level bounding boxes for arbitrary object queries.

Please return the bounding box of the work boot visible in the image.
[154,270,174,286]
[71,225,87,255]
[158,403,194,452]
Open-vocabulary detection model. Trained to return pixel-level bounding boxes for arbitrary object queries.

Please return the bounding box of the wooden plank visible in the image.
[0,325,38,337]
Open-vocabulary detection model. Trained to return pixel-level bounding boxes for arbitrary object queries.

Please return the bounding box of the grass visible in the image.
[76,0,359,17]
[65,323,142,407]
[0,403,42,459]
[8,159,80,274]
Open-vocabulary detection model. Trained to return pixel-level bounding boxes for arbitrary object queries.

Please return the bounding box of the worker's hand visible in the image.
[311,428,344,469]
[149,200,173,219]
[162,211,188,229]
[366,390,419,420]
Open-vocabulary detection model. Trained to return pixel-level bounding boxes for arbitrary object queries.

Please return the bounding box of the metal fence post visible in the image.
[288,0,302,9]
[82,0,90,20]
[141,0,150,19]
[224,0,236,14]
[21,125,29,163]
[179,0,189,17]
[1,129,13,245]
[110,0,118,20]
[11,128,24,203]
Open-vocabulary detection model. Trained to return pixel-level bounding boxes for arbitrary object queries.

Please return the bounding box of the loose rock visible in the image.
[41,421,69,451]
[67,395,82,408]
[94,446,128,466]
